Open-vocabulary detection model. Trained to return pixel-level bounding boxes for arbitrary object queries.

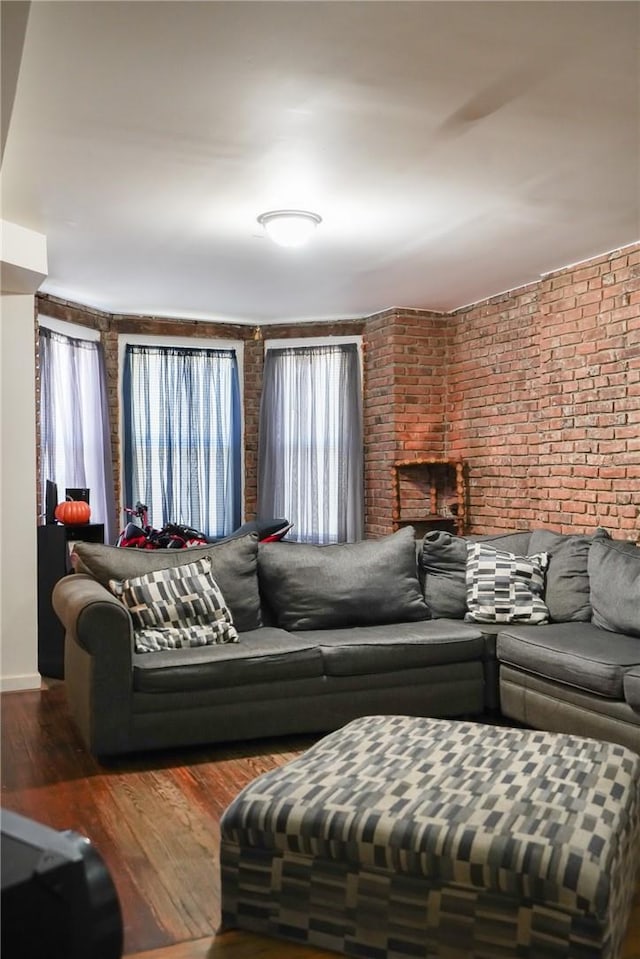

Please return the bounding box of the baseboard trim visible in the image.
[1,672,41,692]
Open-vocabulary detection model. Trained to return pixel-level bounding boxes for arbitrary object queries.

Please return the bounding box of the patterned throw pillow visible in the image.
[109,557,239,653]
[465,543,550,625]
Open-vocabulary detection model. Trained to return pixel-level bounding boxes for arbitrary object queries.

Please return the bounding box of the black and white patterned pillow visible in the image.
[465,542,549,624]
[109,557,239,653]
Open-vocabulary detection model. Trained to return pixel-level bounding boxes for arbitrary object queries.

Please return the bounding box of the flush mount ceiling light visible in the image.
[257,209,322,248]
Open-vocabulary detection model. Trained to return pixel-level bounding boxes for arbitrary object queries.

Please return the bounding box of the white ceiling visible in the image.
[2,1,639,324]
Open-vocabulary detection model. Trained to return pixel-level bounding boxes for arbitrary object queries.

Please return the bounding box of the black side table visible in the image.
[37,523,104,679]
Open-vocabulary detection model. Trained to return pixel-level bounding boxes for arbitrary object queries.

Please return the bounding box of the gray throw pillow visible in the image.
[420,530,467,618]
[258,526,428,630]
[589,538,640,637]
[73,533,261,633]
[528,527,610,623]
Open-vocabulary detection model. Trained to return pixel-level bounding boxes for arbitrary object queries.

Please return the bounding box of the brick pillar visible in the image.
[363,308,448,536]
[243,329,263,519]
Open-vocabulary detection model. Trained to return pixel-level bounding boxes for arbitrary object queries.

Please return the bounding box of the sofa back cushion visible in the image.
[420,529,533,620]
[72,533,261,632]
[528,527,610,623]
[258,526,429,630]
[589,538,640,637]
[470,531,533,555]
[420,531,468,618]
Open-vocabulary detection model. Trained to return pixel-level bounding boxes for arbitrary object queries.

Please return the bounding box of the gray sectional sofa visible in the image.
[497,533,640,752]
[51,524,640,758]
[421,526,640,752]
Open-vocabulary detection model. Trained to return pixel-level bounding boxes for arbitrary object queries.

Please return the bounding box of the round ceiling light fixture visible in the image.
[257,209,322,248]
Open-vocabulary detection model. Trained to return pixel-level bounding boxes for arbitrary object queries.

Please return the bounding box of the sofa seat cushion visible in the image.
[470,623,503,660]
[292,620,483,677]
[497,623,640,699]
[133,628,323,693]
[624,667,640,712]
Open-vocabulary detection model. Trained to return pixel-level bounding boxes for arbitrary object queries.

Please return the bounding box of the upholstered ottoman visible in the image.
[219,716,640,959]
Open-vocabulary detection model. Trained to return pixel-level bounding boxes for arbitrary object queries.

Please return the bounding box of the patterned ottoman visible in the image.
[219,716,640,959]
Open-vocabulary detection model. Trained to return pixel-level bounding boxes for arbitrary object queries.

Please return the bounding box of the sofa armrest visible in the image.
[53,574,133,658]
[52,574,135,755]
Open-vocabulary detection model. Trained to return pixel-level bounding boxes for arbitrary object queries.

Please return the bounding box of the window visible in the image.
[39,322,115,542]
[258,341,364,543]
[122,342,241,538]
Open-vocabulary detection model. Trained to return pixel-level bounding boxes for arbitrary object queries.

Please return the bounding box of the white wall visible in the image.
[1,221,47,690]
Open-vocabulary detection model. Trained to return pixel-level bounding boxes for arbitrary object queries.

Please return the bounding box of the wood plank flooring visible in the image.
[2,683,639,959]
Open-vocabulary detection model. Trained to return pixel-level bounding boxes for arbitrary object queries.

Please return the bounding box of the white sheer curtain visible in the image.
[39,325,116,542]
[258,343,364,543]
[122,344,242,538]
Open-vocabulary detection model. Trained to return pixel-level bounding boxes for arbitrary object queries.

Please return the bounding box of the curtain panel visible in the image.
[258,343,364,543]
[39,326,116,542]
[122,344,241,538]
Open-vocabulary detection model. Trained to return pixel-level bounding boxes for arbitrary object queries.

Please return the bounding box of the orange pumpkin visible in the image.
[55,499,91,525]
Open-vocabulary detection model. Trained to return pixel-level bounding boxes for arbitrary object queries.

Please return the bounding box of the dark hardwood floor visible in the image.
[2,684,639,959]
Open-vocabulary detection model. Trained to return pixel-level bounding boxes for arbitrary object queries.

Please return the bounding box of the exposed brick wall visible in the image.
[35,240,640,540]
[447,284,541,529]
[33,294,108,332]
[362,309,396,536]
[243,329,264,520]
[448,244,640,536]
[363,309,450,536]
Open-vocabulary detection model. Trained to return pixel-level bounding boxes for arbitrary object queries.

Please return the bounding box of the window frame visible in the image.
[264,334,363,368]
[118,332,245,529]
[261,334,364,543]
[37,314,114,539]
